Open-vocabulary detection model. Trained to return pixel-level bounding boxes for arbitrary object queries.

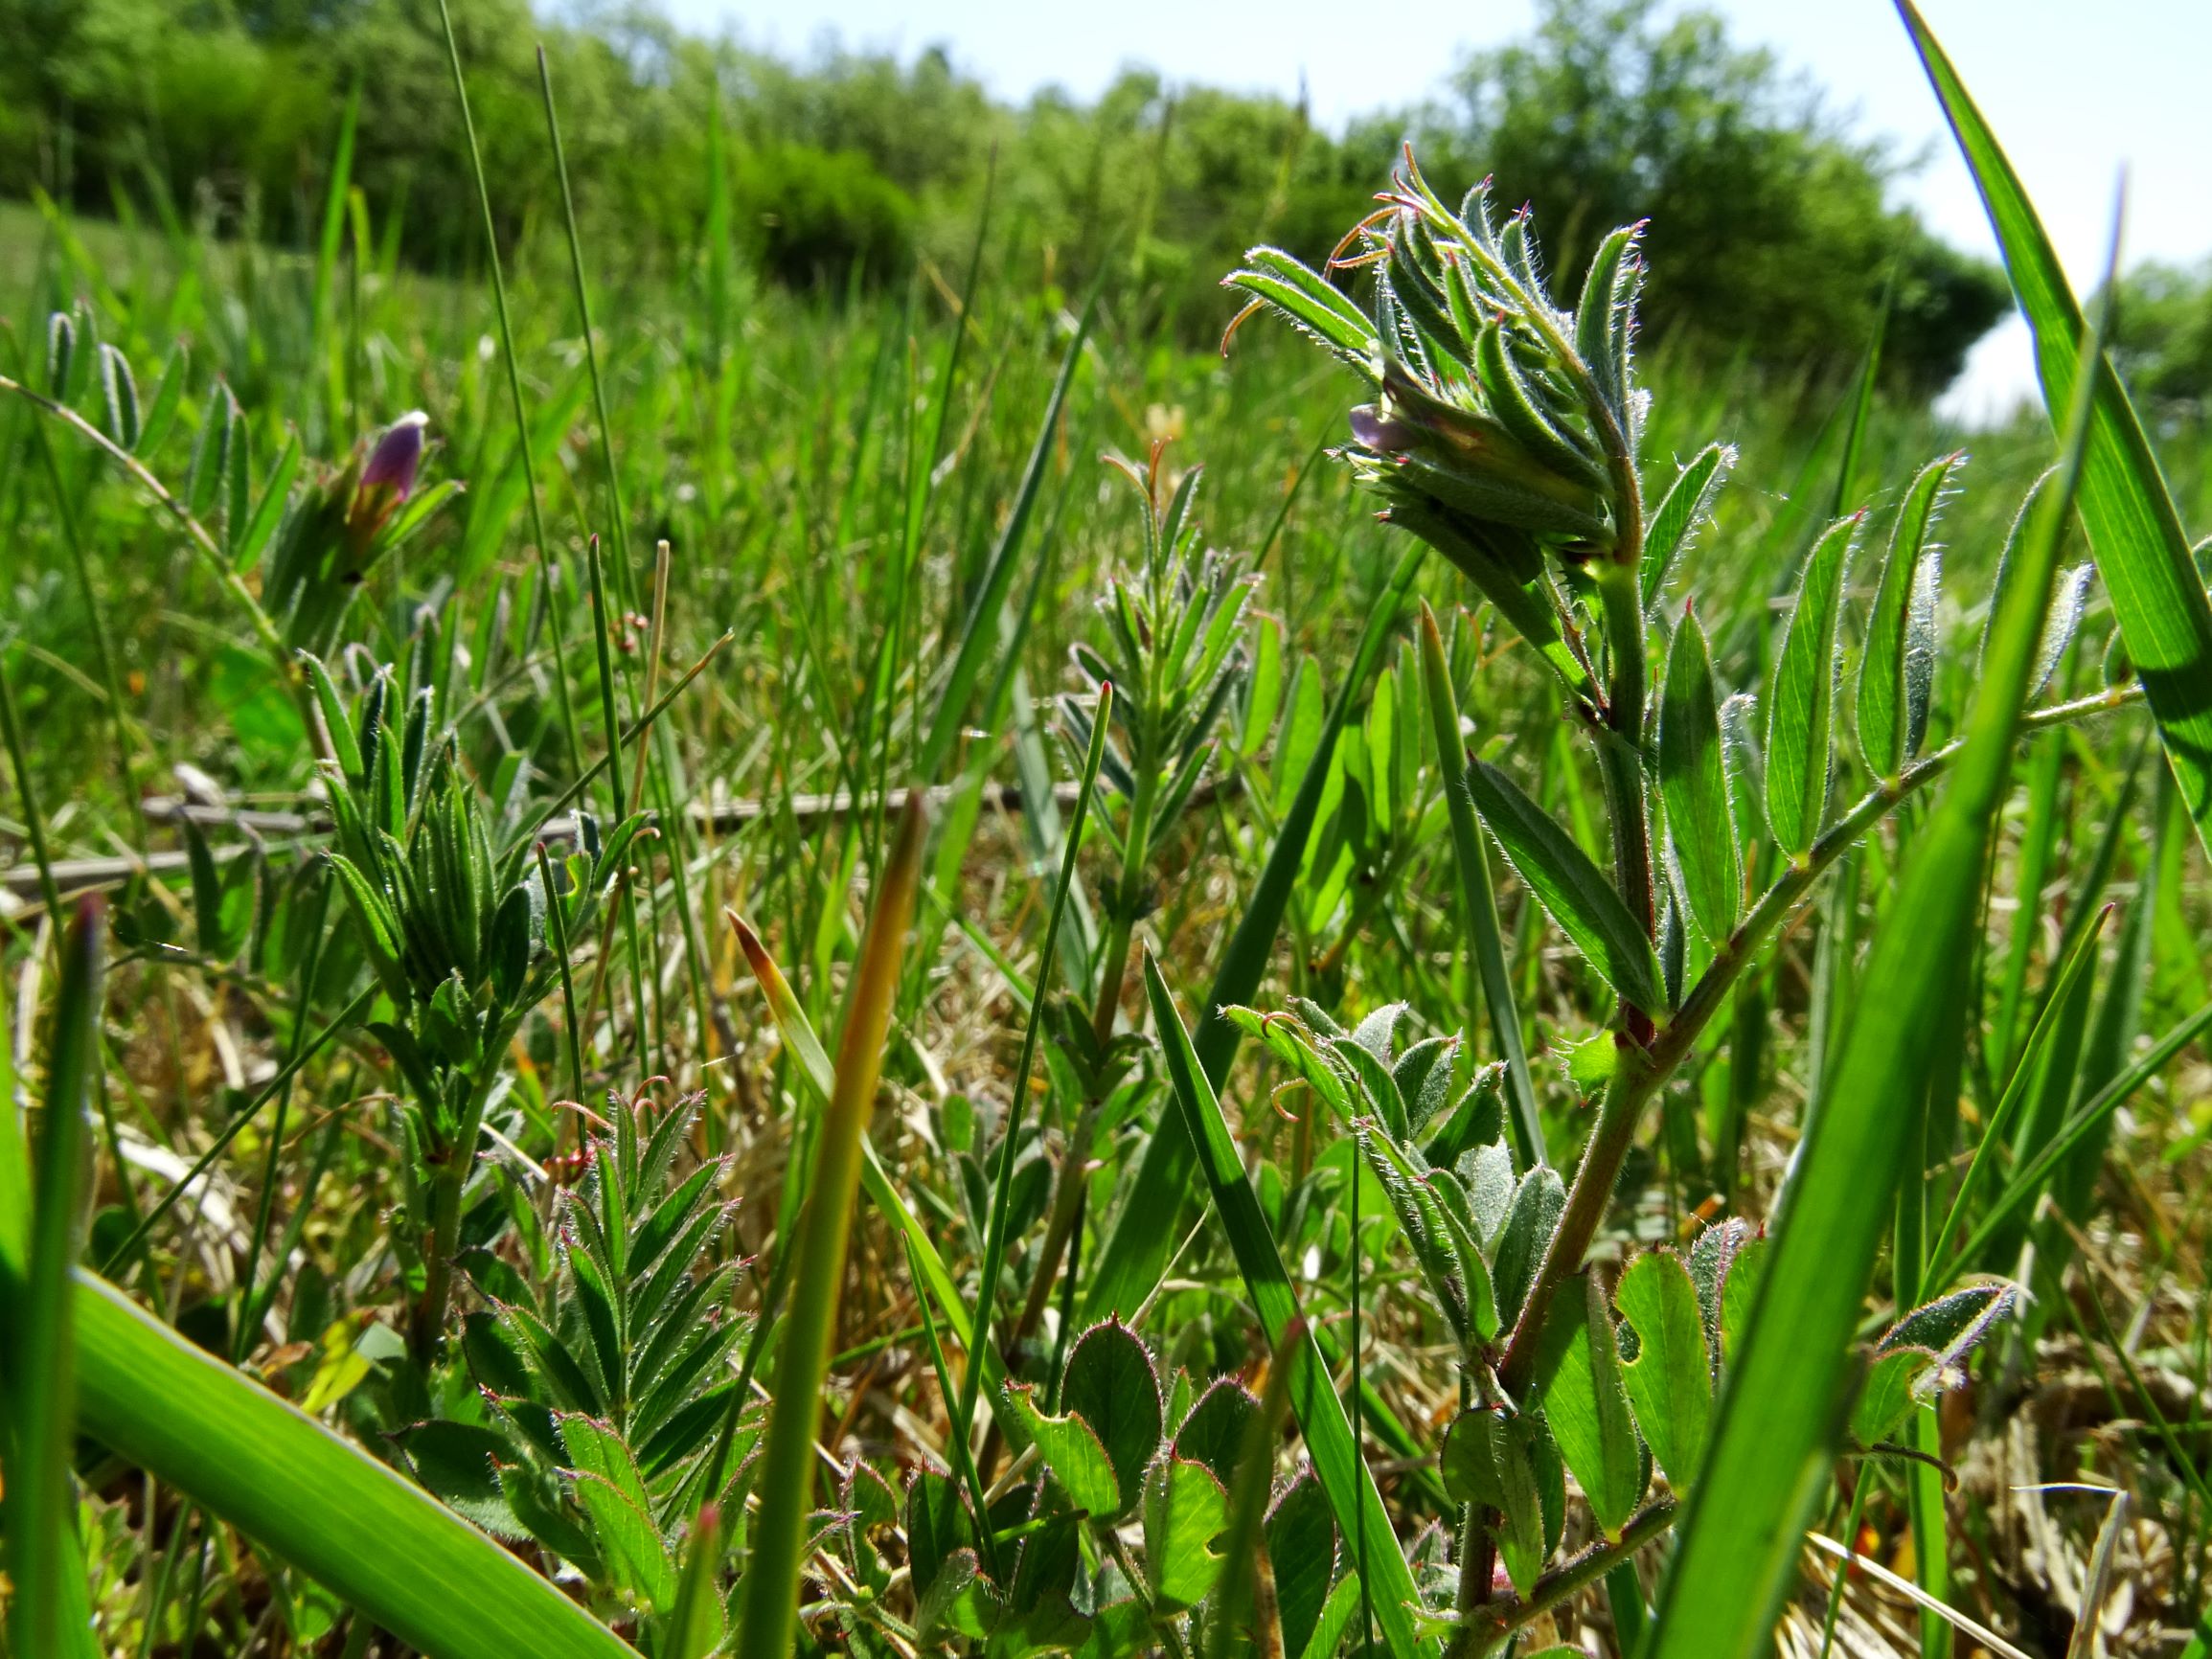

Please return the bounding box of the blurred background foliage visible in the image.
[0,0,2057,396]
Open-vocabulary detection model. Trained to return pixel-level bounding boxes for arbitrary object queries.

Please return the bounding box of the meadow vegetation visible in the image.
[0,0,2209,1656]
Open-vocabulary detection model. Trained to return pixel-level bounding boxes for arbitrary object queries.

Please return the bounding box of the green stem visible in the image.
[1494,684,2136,1397]
[434,0,583,784]
[1593,561,1655,1031]
[957,684,1109,1454]
[234,875,333,1364]
[1455,1500,1677,1648]
[0,656,66,923]
[407,1057,505,1368]
[21,375,146,844]
[0,375,291,677]
[1009,756,1158,1354]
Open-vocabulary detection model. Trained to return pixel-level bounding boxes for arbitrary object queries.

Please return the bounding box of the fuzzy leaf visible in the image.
[997,1386,1121,1518]
[1141,1457,1230,1612]
[1848,1347,1930,1447]
[1859,454,1961,782]
[1659,608,1742,944]
[1440,1409,1551,1599]
[1641,443,1734,607]
[1493,1165,1566,1332]
[1466,759,1664,1012]
[1060,1321,1162,1520]
[1765,515,1858,858]
[1265,1471,1336,1659]
[1535,1273,1647,1537]
[1615,1250,1713,1491]
[1172,1377,1258,1489]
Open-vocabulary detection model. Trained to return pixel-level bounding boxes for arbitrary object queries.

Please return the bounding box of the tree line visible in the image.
[5,0,2037,393]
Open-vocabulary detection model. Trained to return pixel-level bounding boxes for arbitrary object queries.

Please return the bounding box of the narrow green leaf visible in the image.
[97,343,140,451]
[736,795,924,1659]
[1144,952,1436,1659]
[1419,602,1543,1163]
[1640,443,1733,609]
[660,1506,724,1659]
[1534,1272,1646,1538]
[4,901,103,1659]
[239,433,303,571]
[1466,758,1664,1013]
[1921,903,2111,1278]
[1764,514,1858,860]
[1944,996,2212,1282]
[1240,614,1284,759]
[1902,0,2212,854]
[1658,605,1741,943]
[1859,454,1962,784]
[728,912,1009,1438]
[1615,1248,1712,1491]
[918,283,1101,782]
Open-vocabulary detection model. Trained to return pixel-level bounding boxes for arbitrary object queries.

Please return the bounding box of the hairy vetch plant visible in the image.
[312,647,645,1363]
[403,1086,742,1636]
[1210,150,2151,1646]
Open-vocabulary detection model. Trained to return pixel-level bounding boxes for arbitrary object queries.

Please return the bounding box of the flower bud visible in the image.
[349,411,429,544]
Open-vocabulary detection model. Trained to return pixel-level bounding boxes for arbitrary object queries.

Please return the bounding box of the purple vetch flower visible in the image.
[361,410,429,497]
[1349,404,1417,454]
[347,411,430,549]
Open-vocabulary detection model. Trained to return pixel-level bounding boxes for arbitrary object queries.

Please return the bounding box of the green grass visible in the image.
[0,10,2209,1654]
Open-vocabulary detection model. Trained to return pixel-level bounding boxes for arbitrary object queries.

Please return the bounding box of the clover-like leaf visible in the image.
[997,1385,1121,1518]
[1614,1249,1712,1490]
[1059,1320,1161,1520]
[1535,1272,1647,1537]
[1141,1456,1230,1612]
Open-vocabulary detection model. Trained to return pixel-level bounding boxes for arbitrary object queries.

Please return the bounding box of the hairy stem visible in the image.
[1494,684,2140,1396]
[1592,561,1655,1034]
[0,375,289,670]
[408,1059,503,1367]
[1014,761,1159,1352]
[1456,1500,1678,1646]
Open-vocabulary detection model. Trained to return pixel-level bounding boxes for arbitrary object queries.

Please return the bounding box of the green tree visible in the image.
[2111,257,2212,413]
[1429,0,2007,391]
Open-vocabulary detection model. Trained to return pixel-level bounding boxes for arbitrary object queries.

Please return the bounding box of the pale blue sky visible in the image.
[659,0,2212,418]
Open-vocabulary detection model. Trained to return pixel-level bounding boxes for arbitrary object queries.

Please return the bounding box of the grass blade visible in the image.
[1419,601,1544,1165]
[1900,0,2212,853]
[3,898,103,1659]
[1920,903,2111,1278]
[1939,995,2212,1284]
[917,281,1100,783]
[1647,241,2107,1659]
[434,0,582,779]
[73,1271,636,1657]
[1144,951,1436,1659]
[736,793,925,1659]
[725,914,1005,1424]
